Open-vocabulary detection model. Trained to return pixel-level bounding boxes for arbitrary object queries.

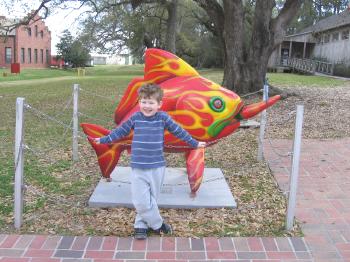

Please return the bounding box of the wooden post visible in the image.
[330,63,334,75]
[257,80,269,161]
[286,105,304,231]
[73,84,79,161]
[14,97,25,229]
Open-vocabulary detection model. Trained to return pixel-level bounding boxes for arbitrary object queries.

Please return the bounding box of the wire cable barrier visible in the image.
[5,83,300,229]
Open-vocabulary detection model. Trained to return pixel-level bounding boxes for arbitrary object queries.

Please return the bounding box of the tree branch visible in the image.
[0,0,52,34]
[271,0,304,47]
[193,0,224,36]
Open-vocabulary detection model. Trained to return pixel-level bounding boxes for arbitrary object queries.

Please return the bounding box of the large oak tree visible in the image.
[193,0,304,94]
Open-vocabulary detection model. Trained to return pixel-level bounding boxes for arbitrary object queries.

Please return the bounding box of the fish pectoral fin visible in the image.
[81,123,123,179]
[185,148,205,193]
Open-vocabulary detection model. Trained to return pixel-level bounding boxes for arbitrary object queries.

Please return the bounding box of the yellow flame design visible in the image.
[147,54,199,77]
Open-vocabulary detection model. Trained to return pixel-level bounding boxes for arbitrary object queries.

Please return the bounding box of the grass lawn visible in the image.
[267,72,346,88]
[0,68,75,81]
[1,65,343,236]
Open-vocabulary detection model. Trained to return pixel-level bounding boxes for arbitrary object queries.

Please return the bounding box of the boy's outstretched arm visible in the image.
[91,116,134,144]
[163,113,206,148]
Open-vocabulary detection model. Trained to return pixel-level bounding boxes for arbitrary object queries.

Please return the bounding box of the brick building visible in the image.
[0,14,51,69]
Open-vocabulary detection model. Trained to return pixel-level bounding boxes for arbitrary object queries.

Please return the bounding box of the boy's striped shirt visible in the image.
[99,111,199,169]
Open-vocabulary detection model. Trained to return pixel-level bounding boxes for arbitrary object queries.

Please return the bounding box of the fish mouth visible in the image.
[207,99,244,138]
[207,112,237,137]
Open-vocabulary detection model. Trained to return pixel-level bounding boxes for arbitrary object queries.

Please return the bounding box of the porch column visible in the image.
[289,41,293,58]
[278,43,282,65]
[303,41,307,59]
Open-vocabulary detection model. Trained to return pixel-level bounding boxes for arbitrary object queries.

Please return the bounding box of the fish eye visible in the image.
[209,97,225,112]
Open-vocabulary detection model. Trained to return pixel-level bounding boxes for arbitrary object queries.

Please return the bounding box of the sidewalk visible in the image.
[0,234,310,261]
[264,137,350,261]
[1,138,349,261]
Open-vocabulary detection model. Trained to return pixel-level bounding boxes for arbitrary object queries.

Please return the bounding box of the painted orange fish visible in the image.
[81,48,280,193]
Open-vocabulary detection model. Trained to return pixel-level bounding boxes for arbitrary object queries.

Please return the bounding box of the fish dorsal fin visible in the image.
[144,48,199,84]
[114,48,199,124]
[114,77,146,124]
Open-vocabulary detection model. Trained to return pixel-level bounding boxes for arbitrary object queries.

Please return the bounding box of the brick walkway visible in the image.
[0,234,310,261]
[264,138,350,261]
[0,138,349,261]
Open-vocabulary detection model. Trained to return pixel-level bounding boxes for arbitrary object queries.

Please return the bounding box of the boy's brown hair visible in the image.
[138,83,164,102]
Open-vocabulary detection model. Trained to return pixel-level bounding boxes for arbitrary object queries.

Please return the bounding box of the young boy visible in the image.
[93,83,205,239]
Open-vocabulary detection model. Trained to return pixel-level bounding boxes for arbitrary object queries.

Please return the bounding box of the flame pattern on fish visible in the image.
[81,48,280,193]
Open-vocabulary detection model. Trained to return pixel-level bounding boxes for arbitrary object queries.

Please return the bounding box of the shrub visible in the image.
[333,63,350,78]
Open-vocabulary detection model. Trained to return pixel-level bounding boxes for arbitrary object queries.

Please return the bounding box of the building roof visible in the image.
[298,8,350,35]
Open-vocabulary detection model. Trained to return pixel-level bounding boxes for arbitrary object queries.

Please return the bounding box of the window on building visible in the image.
[342,30,349,40]
[35,25,38,37]
[40,30,43,38]
[316,35,322,43]
[28,48,32,63]
[332,32,339,41]
[40,49,44,63]
[5,47,12,64]
[21,48,25,63]
[46,49,50,64]
[324,34,330,43]
[27,27,32,36]
[34,49,38,63]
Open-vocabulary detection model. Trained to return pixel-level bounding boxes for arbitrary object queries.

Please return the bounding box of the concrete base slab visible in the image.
[240,119,260,128]
[89,167,236,209]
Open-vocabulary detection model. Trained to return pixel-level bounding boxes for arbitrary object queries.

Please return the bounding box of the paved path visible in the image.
[0,76,91,87]
[0,234,310,261]
[264,138,350,261]
[0,138,349,261]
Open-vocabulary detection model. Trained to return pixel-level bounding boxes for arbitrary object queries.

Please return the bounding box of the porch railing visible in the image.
[286,58,334,75]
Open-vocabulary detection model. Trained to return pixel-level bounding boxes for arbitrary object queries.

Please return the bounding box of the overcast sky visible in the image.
[45,7,87,55]
[1,0,86,54]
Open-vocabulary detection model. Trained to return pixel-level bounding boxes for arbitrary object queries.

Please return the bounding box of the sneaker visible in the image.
[155,222,173,235]
[134,228,147,240]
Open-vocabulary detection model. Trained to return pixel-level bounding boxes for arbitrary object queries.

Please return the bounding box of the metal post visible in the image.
[14,97,25,229]
[73,84,79,161]
[257,80,269,161]
[286,105,304,231]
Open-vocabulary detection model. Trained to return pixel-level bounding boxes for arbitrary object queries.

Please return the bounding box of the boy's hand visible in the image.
[89,136,101,144]
[197,141,206,148]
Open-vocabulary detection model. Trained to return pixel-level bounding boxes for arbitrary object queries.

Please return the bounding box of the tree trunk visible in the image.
[222,0,245,92]
[165,0,178,53]
[221,0,275,93]
[233,0,275,94]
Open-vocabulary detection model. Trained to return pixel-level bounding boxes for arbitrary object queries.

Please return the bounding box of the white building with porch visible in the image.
[269,8,350,75]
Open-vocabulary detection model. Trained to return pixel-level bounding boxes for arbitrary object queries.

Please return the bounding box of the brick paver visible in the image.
[1,138,349,261]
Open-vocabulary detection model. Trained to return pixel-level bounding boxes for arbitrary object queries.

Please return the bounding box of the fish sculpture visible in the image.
[81,48,280,194]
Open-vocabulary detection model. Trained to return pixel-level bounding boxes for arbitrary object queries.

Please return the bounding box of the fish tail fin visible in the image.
[237,95,281,120]
[81,123,123,179]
